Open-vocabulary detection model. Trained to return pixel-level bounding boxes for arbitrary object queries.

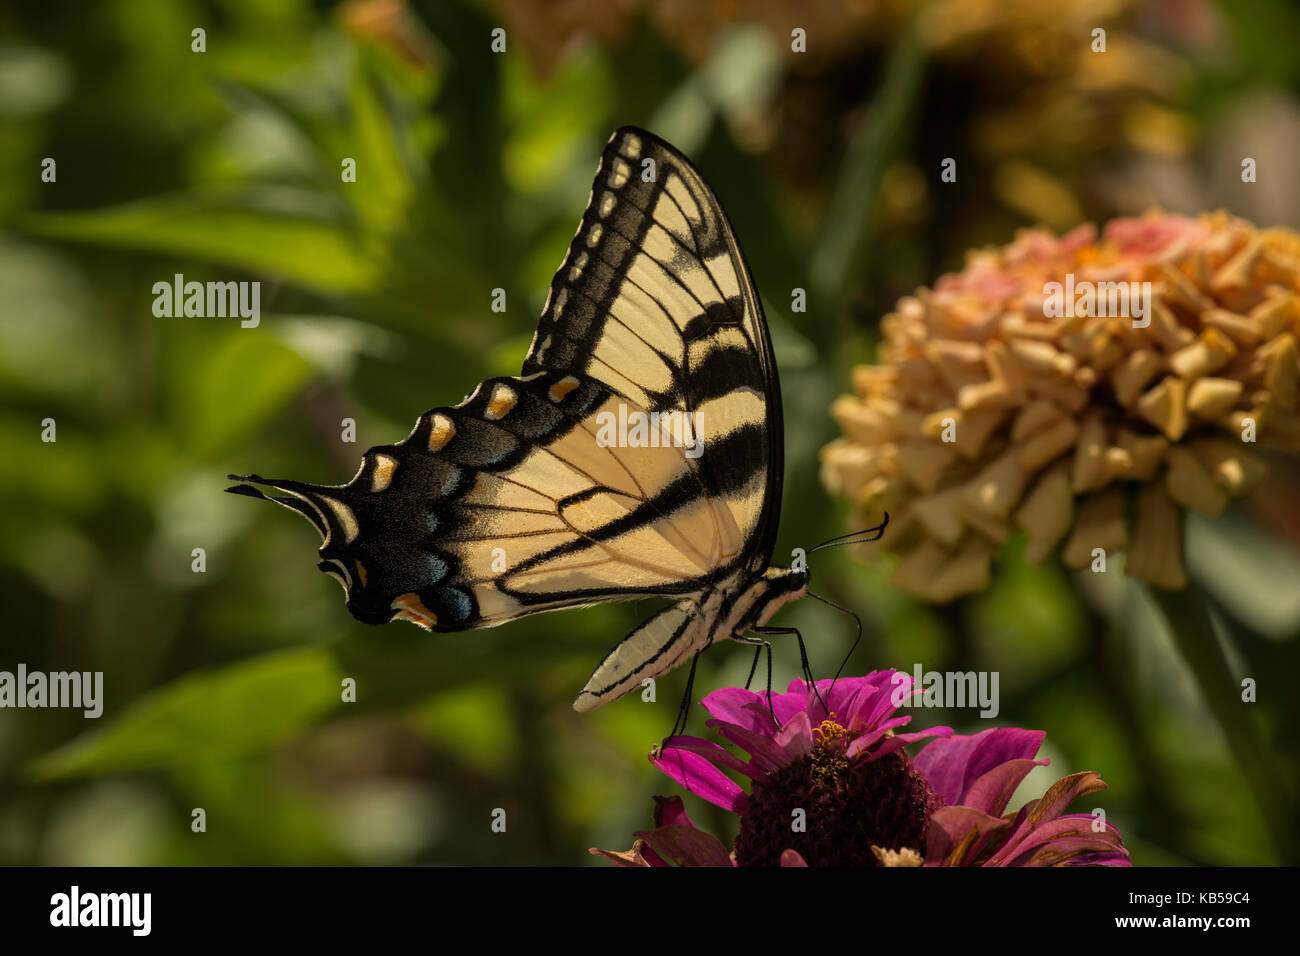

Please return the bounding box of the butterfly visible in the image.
[229,126,876,713]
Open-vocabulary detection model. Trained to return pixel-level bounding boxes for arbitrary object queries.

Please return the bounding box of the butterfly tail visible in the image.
[573,598,710,712]
[225,473,336,542]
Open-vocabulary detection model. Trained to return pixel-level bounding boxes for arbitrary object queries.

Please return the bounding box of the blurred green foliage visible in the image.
[1,0,1298,866]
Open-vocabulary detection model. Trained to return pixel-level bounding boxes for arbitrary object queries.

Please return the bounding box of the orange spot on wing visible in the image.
[391,592,438,629]
[486,384,517,420]
[355,560,368,587]
[548,376,580,402]
[428,414,455,451]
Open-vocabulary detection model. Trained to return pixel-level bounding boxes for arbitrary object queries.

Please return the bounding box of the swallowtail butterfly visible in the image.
[230,127,848,711]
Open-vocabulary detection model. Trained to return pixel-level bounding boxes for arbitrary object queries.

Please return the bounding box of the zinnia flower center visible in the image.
[733,721,942,867]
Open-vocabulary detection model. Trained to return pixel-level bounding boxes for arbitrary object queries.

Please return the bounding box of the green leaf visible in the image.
[181,328,316,456]
[29,648,343,780]
[20,192,384,292]
[343,58,417,235]
[810,16,925,313]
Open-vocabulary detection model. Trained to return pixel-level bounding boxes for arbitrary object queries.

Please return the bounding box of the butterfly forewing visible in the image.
[525,128,783,572]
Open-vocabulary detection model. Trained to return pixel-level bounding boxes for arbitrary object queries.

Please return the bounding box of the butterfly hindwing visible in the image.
[230,369,730,629]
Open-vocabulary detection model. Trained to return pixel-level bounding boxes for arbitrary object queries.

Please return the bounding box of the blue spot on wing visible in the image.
[436,587,473,624]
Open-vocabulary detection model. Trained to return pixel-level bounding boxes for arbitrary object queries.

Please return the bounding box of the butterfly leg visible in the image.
[807,589,865,700]
[735,634,775,724]
[666,649,703,741]
[749,624,831,718]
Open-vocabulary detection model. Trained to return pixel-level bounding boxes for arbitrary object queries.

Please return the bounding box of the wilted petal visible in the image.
[992,813,1130,867]
[1027,772,1109,824]
[637,824,735,867]
[925,805,1008,866]
[589,839,665,867]
[988,772,1111,864]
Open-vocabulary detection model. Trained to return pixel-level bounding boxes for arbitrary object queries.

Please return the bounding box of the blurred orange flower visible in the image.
[822,210,1300,601]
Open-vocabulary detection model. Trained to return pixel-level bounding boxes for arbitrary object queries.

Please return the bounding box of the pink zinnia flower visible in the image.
[592,671,1130,867]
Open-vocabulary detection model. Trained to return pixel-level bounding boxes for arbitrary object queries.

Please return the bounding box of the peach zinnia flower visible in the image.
[822,210,1300,602]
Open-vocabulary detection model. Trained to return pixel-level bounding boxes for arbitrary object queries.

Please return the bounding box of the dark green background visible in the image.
[1,0,1298,865]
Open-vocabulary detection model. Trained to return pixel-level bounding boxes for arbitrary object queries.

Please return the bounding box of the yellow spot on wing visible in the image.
[391,592,438,629]
[486,384,517,420]
[429,414,455,451]
[321,497,359,543]
[371,454,397,491]
[548,376,580,402]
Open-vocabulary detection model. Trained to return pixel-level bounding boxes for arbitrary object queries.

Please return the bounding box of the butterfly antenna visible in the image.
[807,512,890,555]
[800,513,886,701]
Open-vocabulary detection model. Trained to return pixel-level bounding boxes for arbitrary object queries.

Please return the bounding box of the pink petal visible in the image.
[658,734,762,780]
[651,746,750,814]
[771,680,811,727]
[853,725,953,762]
[652,795,694,829]
[913,727,1045,805]
[845,716,923,758]
[821,675,873,723]
[701,686,776,734]
[958,757,1050,817]
[707,721,791,775]
[773,711,814,759]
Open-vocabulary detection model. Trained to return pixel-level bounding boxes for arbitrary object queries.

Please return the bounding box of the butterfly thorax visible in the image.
[715,565,809,644]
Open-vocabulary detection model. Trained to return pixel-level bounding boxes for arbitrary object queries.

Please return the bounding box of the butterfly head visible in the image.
[750,565,810,630]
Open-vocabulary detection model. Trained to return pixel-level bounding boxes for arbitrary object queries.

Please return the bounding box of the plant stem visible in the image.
[1083,591,1194,859]
[1146,583,1299,864]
